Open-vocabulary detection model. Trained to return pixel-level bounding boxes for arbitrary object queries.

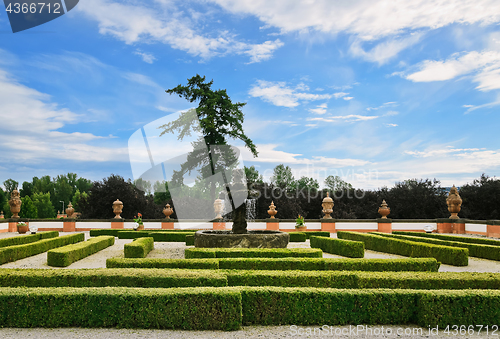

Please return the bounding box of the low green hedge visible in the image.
[185,234,194,246]
[107,258,219,269]
[124,237,154,258]
[185,248,323,259]
[47,236,115,267]
[0,286,240,330]
[0,268,227,288]
[0,233,85,264]
[394,231,500,247]
[376,232,500,261]
[117,231,150,239]
[0,286,497,329]
[337,231,468,266]
[106,257,439,272]
[289,232,306,242]
[310,236,364,258]
[323,258,440,272]
[149,232,193,242]
[89,229,122,237]
[240,287,500,327]
[303,231,330,239]
[0,231,58,248]
[90,229,199,237]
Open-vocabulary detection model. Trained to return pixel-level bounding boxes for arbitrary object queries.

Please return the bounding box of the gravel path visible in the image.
[0,231,499,338]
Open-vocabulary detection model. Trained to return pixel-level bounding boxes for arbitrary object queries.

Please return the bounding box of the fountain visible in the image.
[194,169,289,248]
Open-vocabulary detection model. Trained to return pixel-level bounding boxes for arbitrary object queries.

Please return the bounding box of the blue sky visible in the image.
[1,0,500,190]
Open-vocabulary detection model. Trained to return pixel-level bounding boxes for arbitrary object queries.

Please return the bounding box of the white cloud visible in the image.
[309,103,328,114]
[0,68,127,162]
[249,80,333,107]
[343,96,354,101]
[385,123,398,127]
[405,50,500,91]
[134,50,157,64]
[333,92,349,99]
[122,72,161,88]
[366,101,398,111]
[212,0,500,40]
[464,98,500,113]
[77,0,283,63]
[308,115,378,123]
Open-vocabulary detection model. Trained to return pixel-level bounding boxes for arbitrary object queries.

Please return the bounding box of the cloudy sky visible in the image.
[1,0,500,189]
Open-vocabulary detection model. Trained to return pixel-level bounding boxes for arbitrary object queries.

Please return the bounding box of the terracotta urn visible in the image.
[8,189,22,219]
[0,211,3,219]
[322,192,334,219]
[378,200,390,219]
[295,226,306,232]
[214,198,224,219]
[17,223,28,234]
[112,199,123,219]
[268,201,277,219]
[163,204,173,219]
[65,202,75,218]
[446,185,462,219]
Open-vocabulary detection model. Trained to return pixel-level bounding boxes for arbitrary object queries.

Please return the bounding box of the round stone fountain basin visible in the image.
[194,230,289,248]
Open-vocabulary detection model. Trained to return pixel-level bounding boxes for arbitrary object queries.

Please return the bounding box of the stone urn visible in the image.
[65,202,75,218]
[112,199,123,219]
[0,211,3,219]
[8,189,22,219]
[214,198,224,219]
[446,185,462,219]
[378,200,390,219]
[17,222,28,234]
[163,204,173,219]
[322,192,334,219]
[268,201,277,219]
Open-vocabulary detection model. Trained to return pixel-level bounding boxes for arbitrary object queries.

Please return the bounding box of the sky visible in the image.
[1,0,500,190]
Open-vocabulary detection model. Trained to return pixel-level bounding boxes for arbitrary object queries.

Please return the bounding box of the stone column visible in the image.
[63,219,76,232]
[436,218,452,233]
[266,218,280,231]
[377,218,392,233]
[111,220,124,229]
[321,219,336,233]
[487,220,500,238]
[213,219,226,230]
[161,220,175,230]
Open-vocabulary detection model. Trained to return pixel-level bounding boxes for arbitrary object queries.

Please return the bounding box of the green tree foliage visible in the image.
[72,189,89,212]
[20,196,38,219]
[271,164,295,190]
[153,181,172,205]
[294,176,320,191]
[75,177,92,193]
[53,174,73,210]
[460,174,500,220]
[32,192,56,219]
[244,166,263,185]
[160,74,258,201]
[78,174,164,219]
[324,175,353,191]
[20,181,34,198]
[0,187,6,215]
[3,179,18,194]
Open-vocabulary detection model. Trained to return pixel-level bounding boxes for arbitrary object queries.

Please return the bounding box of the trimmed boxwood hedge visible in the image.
[124,237,154,258]
[394,231,500,247]
[310,236,364,258]
[107,258,219,269]
[303,231,330,239]
[106,257,439,272]
[0,233,85,264]
[337,231,468,266]
[0,231,58,248]
[117,231,193,242]
[185,234,194,246]
[376,232,500,261]
[0,286,241,330]
[47,236,115,267]
[89,229,122,237]
[0,268,227,288]
[185,248,323,258]
[289,232,306,242]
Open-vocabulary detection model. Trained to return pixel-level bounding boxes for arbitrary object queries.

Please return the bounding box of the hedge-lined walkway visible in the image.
[0,232,500,272]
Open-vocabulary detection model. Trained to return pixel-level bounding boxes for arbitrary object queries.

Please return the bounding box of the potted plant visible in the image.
[133,213,144,231]
[17,222,29,234]
[295,215,306,232]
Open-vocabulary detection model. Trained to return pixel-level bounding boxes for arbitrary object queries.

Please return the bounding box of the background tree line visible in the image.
[1,169,499,220]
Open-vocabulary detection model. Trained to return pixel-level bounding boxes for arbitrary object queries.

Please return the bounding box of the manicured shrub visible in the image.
[124,237,154,258]
[303,231,330,239]
[219,258,325,271]
[289,232,306,242]
[0,233,85,264]
[378,232,500,261]
[323,258,440,272]
[185,234,194,246]
[0,231,58,248]
[117,231,151,239]
[0,286,241,330]
[47,236,115,267]
[185,248,323,259]
[310,236,364,258]
[149,232,193,242]
[394,231,500,247]
[338,231,468,266]
[106,258,219,269]
[0,268,227,288]
[89,229,121,237]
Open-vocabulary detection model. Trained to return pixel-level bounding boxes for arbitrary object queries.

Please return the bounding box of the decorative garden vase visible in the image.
[8,189,22,219]
[163,204,173,219]
[322,192,334,219]
[112,199,123,219]
[446,185,462,219]
[267,201,277,219]
[214,198,224,219]
[378,200,390,219]
[65,202,75,218]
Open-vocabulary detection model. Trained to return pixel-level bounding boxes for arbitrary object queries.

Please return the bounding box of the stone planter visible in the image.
[194,230,289,248]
